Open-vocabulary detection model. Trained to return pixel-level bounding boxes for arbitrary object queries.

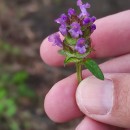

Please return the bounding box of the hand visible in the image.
[40,10,130,130]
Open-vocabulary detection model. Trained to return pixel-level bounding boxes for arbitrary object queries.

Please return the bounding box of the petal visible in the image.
[77,0,83,6]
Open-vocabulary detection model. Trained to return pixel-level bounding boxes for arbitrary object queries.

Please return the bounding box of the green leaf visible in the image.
[58,50,66,56]
[65,36,77,45]
[84,58,104,80]
[0,100,5,113]
[64,57,81,65]
[5,99,17,117]
[0,89,7,99]
[64,51,75,57]
[11,47,20,55]
[11,71,28,84]
[18,84,36,98]
[0,73,10,82]
[9,120,20,130]
[2,44,12,53]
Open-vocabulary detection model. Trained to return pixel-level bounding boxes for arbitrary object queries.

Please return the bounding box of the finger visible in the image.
[76,73,130,128]
[76,117,123,130]
[40,34,64,66]
[44,74,82,122]
[40,10,130,66]
[44,54,130,122]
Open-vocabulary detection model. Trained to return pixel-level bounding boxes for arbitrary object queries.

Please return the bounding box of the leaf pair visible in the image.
[59,50,104,80]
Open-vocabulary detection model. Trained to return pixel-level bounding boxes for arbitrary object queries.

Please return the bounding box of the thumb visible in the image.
[76,73,130,128]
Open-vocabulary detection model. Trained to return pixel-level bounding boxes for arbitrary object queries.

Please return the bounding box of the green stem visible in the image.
[76,62,82,83]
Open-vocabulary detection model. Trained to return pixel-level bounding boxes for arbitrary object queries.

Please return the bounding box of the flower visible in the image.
[55,14,68,24]
[69,22,82,38]
[49,0,97,52]
[90,24,96,32]
[77,0,82,6]
[77,0,91,9]
[48,33,62,47]
[68,8,76,17]
[75,38,87,54]
[59,24,67,36]
[77,0,90,17]
[91,16,96,22]
[83,17,90,25]
[47,0,103,83]
[83,16,96,25]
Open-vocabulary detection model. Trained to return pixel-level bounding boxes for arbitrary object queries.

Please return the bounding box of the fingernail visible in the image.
[76,76,114,115]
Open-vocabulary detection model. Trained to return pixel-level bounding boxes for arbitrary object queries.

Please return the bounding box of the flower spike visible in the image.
[48,0,104,83]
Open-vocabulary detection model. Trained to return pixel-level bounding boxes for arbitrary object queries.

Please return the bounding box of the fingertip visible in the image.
[40,37,64,66]
[76,73,130,128]
[44,83,64,123]
[44,76,83,122]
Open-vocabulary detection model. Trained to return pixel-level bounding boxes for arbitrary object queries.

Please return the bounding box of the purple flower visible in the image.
[90,24,96,32]
[75,38,87,54]
[83,17,90,25]
[77,0,90,17]
[48,33,62,47]
[55,14,68,24]
[69,22,82,38]
[91,16,96,23]
[59,24,67,36]
[77,0,82,6]
[77,0,91,8]
[68,8,76,17]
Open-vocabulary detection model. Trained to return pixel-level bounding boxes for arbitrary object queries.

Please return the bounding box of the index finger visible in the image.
[40,10,130,66]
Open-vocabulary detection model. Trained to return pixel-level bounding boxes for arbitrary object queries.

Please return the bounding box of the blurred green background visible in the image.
[0,0,129,130]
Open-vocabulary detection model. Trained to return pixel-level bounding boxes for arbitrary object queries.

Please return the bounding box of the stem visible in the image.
[76,62,82,83]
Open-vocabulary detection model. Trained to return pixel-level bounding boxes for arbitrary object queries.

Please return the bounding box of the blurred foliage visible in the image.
[0,40,20,56]
[0,70,37,130]
[0,39,37,130]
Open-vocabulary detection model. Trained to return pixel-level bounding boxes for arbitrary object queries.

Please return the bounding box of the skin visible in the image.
[40,10,130,130]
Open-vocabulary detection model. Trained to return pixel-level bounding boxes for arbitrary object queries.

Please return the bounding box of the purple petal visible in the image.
[77,0,91,17]
[79,5,90,17]
[91,24,96,32]
[69,22,82,38]
[55,13,68,24]
[55,18,61,24]
[77,0,82,6]
[59,24,67,36]
[80,5,87,15]
[68,8,76,17]
[77,38,85,45]
[91,16,96,22]
[75,38,87,54]
[85,3,91,8]
[48,33,62,47]
[83,17,90,25]
[69,29,79,38]
[75,45,86,54]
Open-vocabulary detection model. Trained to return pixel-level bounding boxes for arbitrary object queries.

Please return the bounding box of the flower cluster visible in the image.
[48,0,104,83]
[48,0,96,54]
